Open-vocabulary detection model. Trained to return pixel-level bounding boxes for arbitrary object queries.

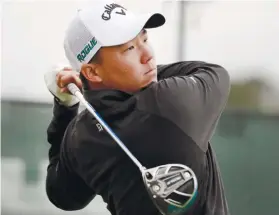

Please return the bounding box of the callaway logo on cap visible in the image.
[102,3,127,20]
[63,0,165,72]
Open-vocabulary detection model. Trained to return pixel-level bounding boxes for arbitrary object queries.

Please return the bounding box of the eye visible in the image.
[126,46,134,51]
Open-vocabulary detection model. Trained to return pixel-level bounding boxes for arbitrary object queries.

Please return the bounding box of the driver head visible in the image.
[142,164,198,215]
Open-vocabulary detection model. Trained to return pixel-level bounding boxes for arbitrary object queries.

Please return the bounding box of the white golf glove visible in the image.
[44,64,79,107]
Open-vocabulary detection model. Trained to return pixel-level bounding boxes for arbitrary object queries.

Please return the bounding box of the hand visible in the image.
[56,67,82,94]
[44,64,81,107]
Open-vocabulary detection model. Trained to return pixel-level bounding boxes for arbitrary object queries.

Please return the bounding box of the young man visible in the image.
[44,1,231,214]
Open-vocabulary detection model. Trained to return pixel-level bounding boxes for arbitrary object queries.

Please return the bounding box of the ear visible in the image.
[80,63,102,83]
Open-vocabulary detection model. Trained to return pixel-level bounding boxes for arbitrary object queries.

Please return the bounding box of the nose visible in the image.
[140,45,153,64]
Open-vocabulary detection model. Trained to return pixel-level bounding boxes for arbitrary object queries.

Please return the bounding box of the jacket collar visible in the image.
[83,89,132,113]
[82,82,155,115]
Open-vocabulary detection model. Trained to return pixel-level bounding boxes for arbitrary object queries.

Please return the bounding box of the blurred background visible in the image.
[1,0,279,214]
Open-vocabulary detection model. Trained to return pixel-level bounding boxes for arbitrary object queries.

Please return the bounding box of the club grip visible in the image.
[67,83,80,96]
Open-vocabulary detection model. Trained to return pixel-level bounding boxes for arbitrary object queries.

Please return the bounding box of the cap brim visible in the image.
[143,13,166,29]
[100,13,166,47]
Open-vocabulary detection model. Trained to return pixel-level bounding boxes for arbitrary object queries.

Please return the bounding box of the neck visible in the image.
[84,81,156,94]
[88,82,109,90]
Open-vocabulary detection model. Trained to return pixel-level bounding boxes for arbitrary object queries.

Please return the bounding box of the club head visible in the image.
[142,164,198,215]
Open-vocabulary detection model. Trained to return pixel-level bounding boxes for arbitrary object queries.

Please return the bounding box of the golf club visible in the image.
[67,83,198,215]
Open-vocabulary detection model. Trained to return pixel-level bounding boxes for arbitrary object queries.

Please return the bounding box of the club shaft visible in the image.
[67,83,145,172]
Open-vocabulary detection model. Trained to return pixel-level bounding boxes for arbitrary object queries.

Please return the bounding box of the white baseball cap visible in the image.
[63,0,166,72]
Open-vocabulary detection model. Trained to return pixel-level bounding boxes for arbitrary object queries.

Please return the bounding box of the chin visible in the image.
[145,75,158,86]
[149,70,158,82]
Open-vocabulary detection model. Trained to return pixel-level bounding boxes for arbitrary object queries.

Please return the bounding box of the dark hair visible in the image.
[79,49,102,90]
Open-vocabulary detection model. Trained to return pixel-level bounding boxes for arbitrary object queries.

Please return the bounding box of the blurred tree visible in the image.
[226,79,265,110]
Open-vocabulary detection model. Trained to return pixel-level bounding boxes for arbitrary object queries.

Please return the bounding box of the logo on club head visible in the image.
[102,3,127,21]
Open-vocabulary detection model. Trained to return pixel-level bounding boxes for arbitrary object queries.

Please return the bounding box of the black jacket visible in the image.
[46,61,231,215]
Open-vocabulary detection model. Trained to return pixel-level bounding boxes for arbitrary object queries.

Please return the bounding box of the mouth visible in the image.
[145,68,156,75]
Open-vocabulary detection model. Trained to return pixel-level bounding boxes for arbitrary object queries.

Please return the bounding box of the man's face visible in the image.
[93,29,158,92]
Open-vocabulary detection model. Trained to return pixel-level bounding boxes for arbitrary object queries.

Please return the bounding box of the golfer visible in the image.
[44,1,231,214]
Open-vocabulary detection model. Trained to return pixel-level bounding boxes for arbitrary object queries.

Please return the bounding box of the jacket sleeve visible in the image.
[153,61,231,152]
[157,61,206,80]
[46,99,96,211]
